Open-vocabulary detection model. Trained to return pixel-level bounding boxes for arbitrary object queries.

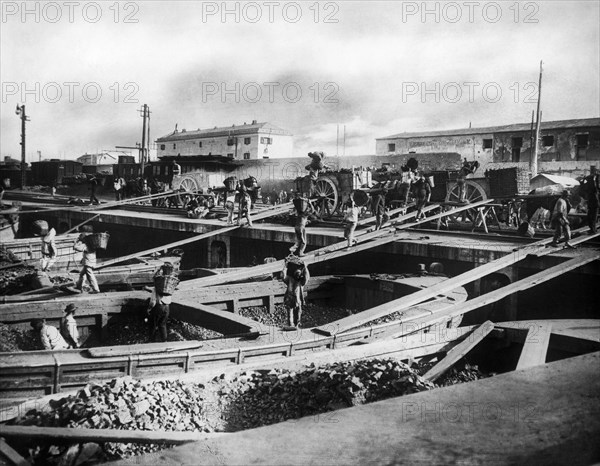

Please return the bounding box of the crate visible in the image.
[486,167,530,198]
[88,232,109,250]
[154,275,179,295]
[427,171,451,202]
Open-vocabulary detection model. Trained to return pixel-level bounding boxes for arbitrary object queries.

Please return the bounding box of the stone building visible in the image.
[156,121,293,160]
[376,117,600,176]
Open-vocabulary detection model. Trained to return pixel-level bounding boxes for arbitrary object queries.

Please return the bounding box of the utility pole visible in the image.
[15,105,30,189]
[139,104,149,174]
[531,60,543,177]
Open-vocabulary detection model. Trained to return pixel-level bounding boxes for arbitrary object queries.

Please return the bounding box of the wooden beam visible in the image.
[390,253,600,339]
[61,214,101,235]
[96,203,292,269]
[516,322,552,370]
[423,321,495,382]
[87,341,204,358]
[0,437,31,466]
[178,203,445,290]
[0,425,223,446]
[314,227,597,336]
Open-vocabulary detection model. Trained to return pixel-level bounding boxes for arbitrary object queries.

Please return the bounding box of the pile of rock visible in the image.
[11,358,435,462]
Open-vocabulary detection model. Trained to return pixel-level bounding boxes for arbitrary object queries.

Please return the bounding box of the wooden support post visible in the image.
[423,321,495,382]
[230,299,239,314]
[265,295,275,314]
[97,313,108,342]
[516,322,552,370]
[52,355,61,394]
[0,437,31,466]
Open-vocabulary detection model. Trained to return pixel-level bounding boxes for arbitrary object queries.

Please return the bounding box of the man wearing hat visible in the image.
[60,304,80,349]
[74,231,100,293]
[550,190,576,248]
[581,165,599,234]
[89,176,99,205]
[30,318,69,350]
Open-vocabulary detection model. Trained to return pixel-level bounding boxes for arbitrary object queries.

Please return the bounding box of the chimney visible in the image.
[252,120,257,125]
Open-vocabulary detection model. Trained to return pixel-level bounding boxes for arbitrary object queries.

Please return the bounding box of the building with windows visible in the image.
[155,121,293,160]
[376,118,600,173]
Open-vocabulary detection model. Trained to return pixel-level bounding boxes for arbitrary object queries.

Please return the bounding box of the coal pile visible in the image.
[0,324,39,352]
[417,359,490,386]
[241,303,353,328]
[84,315,223,348]
[0,265,37,295]
[10,358,435,462]
[216,358,435,431]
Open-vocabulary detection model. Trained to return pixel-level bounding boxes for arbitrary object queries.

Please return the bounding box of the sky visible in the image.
[1,0,599,162]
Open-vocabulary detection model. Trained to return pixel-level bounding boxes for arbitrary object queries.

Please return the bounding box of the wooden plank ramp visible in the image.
[515,322,553,370]
[96,202,292,269]
[179,200,484,290]
[0,425,224,446]
[0,437,31,466]
[423,321,495,382]
[374,252,600,341]
[314,225,597,336]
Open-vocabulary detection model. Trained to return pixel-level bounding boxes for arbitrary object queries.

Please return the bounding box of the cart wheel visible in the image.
[445,180,488,223]
[173,176,199,207]
[313,177,339,218]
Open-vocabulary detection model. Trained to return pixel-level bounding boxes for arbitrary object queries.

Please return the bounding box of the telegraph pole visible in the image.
[531,61,543,177]
[15,104,30,189]
[139,104,150,174]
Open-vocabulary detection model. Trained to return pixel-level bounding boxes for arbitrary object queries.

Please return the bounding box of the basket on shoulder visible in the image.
[86,232,110,250]
[154,262,179,295]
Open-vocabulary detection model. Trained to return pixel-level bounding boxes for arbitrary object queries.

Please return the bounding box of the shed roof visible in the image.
[378,117,600,140]
[531,173,580,187]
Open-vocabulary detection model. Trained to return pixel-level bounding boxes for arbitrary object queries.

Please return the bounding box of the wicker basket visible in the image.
[154,274,179,295]
[88,232,110,250]
[223,177,238,191]
[351,189,370,207]
[33,220,48,235]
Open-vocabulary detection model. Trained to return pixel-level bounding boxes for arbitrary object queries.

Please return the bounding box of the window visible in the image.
[542,135,554,147]
[160,144,165,150]
[227,153,234,158]
[227,138,235,146]
[198,141,202,148]
[173,144,176,149]
[512,137,523,148]
[260,137,272,144]
[243,152,250,159]
[482,139,493,149]
[244,137,251,145]
[576,134,589,147]
[388,143,396,152]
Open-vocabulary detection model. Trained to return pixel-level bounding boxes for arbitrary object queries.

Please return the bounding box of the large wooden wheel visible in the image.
[172,176,199,207]
[446,180,487,204]
[444,180,488,224]
[313,177,339,218]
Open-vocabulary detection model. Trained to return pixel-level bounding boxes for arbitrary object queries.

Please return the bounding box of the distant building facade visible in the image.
[156,121,293,160]
[77,151,131,174]
[376,118,600,174]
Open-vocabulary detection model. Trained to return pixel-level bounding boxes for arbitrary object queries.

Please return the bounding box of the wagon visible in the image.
[295,168,372,218]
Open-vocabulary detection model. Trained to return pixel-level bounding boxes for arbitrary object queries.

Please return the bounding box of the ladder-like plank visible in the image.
[314,228,597,336]
[423,321,495,382]
[180,200,491,290]
[516,322,552,370]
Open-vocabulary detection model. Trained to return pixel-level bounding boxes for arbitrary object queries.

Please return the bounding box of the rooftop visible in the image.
[157,122,292,142]
[378,117,600,140]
